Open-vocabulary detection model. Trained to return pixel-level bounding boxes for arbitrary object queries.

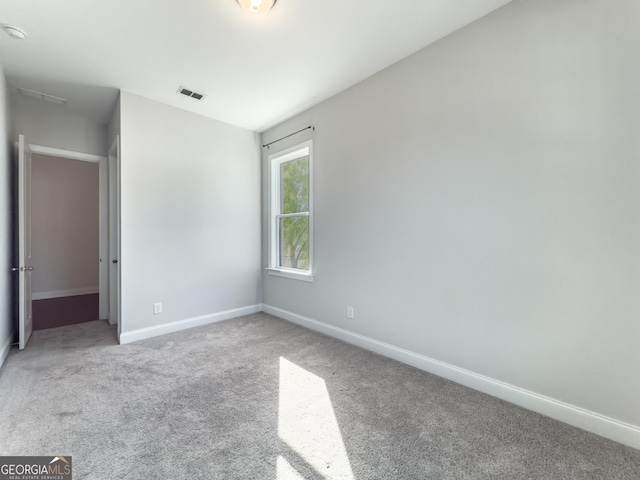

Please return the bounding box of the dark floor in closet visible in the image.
[33,294,99,330]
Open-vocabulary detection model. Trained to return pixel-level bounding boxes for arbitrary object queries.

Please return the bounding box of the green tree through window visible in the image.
[280,156,309,270]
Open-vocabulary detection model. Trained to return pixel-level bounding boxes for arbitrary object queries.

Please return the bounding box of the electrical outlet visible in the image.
[347,306,354,319]
[153,303,163,314]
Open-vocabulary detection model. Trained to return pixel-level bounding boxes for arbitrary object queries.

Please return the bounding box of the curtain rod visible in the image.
[262,125,314,149]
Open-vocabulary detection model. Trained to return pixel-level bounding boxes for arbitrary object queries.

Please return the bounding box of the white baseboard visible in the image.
[119,305,262,345]
[0,335,12,369]
[32,287,99,300]
[262,304,640,451]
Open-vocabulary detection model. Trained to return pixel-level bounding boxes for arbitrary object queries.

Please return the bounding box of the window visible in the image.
[268,140,313,281]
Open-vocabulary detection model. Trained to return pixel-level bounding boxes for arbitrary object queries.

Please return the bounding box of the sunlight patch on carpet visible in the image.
[276,455,306,480]
[278,357,355,480]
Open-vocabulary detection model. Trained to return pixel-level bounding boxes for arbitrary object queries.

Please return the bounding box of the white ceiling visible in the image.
[0,0,512,132]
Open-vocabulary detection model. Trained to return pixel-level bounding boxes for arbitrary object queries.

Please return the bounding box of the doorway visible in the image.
[17,138,119,348]
[30,154,100,330]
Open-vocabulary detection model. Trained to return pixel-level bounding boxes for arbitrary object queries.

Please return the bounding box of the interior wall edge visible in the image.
[0,60,13,368]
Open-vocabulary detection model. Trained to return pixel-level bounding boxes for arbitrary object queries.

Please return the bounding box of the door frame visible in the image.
[107,137,121,337]
[29,145,110,320]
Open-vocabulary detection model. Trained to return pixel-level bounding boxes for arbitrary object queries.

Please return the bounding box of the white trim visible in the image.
[29,144,106,163]
[266,268,314,282]
[262,304,640,451]
[32,287,99,300]
[108,136,121,332]
[28,142,110,321]
[268,140,313,276]
[119,305,262,345]
[0,336,12,368]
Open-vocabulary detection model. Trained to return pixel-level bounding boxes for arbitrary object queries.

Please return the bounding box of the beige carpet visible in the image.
[0,313,638,479]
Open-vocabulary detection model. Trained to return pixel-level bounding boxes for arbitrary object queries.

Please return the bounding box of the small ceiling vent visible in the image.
[18,87,66,106]
[177,86,205,101]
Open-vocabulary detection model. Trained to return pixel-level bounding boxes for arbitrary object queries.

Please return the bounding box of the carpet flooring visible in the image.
[32,293,99,330]
[0,313,638,479]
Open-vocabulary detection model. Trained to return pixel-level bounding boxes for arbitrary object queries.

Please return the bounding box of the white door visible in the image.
[18,135,33,349]
[108,136,121,334]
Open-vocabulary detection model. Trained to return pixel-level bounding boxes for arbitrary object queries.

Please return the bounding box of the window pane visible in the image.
[279,216,309,270]
[280,156,309,214]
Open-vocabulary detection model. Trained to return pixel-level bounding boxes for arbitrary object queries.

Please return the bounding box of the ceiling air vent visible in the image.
[177,86,205,101]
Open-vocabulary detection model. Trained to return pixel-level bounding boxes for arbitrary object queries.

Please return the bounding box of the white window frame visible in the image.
[267,140,314,282]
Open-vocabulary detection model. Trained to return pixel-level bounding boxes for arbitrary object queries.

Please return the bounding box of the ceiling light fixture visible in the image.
[2,25,28,40]
[236,0,277,16]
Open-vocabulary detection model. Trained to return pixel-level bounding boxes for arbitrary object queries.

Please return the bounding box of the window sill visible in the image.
[266,268,314,283]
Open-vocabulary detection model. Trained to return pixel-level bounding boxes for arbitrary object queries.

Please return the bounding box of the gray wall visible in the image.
[12,94,107,156]
[31,154,99,298]
[262,0,640,428]
[119,92,261,333]
[0,62,13,365]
